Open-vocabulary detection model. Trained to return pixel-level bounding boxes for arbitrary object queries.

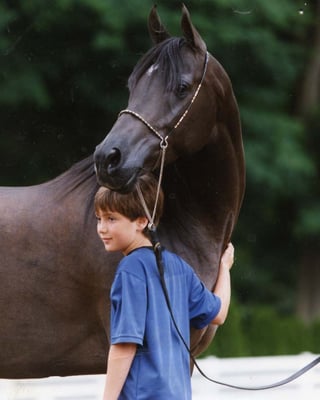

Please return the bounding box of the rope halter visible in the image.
[118,51,209,231]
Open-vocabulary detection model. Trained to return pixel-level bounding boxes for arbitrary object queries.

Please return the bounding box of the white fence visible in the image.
[0,353,319,400]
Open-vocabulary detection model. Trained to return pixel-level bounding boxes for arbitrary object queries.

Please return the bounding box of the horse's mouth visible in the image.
[95,167,141,194]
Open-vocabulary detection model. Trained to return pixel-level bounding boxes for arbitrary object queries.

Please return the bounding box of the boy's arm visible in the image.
[211,243,234,325]
[103,342,137,400]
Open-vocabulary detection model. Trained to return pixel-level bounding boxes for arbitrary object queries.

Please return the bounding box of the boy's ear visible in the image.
[136,216,149,231]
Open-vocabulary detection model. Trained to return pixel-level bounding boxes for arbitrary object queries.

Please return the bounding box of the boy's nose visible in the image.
[98,221,108,233]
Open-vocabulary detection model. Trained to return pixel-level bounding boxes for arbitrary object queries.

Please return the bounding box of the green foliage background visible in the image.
[1,0,319,356]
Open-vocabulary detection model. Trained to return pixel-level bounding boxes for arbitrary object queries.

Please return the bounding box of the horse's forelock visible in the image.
[128,37,187,92]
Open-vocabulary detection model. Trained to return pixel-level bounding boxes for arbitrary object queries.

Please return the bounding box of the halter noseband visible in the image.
[118,51,209,229]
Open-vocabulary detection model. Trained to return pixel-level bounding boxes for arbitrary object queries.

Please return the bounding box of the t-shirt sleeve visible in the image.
[110,270,147,346]
[188,272,221,329]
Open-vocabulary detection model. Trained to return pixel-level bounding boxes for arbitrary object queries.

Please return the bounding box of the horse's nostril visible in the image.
[106,148,121,172]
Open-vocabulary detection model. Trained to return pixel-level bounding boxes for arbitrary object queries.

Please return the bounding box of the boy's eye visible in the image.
[95,215,101,222]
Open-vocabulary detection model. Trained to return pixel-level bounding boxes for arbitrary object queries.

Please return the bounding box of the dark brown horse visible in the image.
[0,5,244,379]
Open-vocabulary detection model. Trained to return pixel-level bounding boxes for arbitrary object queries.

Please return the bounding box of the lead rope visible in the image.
[121,49,320,390]
[149,226,320,390]
[136,137,168,231]
[136,160,320,390]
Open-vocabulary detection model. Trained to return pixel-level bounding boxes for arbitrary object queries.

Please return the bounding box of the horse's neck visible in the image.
[160,144,222,284]
[163,143,217,229]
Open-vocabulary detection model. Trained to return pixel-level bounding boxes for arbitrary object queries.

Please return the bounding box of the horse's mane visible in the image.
[128,37,187,92]
[47,155,95,191]
[45,155,99,220]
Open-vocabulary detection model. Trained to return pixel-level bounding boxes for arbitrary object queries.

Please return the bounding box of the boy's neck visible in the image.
[123,237,152,256]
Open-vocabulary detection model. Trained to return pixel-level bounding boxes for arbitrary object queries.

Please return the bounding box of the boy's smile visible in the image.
[96,210,151,255]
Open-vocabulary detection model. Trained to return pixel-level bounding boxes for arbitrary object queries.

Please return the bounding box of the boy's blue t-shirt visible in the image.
[110,247,221,400]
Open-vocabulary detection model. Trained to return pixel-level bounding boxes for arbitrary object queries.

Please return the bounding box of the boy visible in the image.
[94,173,234,399]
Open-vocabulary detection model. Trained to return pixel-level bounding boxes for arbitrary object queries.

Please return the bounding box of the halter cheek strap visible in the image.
[118,51,209,146]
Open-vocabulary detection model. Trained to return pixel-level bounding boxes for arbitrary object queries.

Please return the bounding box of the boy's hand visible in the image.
[220,243,234,271]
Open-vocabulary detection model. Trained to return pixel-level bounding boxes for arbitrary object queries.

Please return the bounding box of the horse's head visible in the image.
[94,5,219,192]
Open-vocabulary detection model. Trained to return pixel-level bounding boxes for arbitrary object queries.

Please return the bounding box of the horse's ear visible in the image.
[148,5,171,45]
[181,4,206,52]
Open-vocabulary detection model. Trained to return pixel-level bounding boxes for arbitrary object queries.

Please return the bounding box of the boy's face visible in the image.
[96,209,149,255]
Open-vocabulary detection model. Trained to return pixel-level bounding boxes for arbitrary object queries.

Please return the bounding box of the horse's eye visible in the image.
[175,82,190,98]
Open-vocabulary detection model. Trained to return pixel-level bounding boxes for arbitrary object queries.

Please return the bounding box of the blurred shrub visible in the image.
[201,302,318,358]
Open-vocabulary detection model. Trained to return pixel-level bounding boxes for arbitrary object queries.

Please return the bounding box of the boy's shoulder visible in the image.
[119,246,193,276]
[117,246,156,274]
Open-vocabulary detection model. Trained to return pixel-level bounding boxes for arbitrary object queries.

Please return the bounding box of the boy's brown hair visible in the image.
[94,173,164,233]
